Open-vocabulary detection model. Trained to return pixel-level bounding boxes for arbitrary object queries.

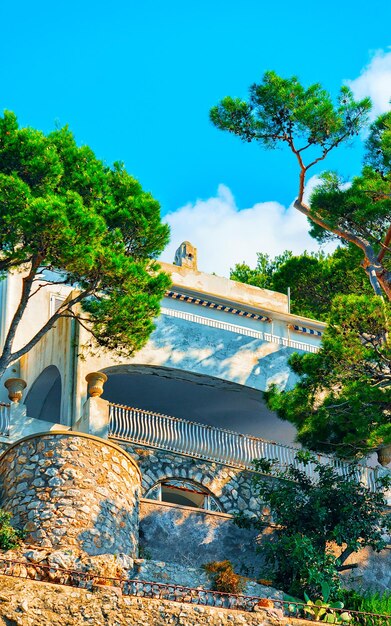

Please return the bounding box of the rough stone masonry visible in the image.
[0,432,141,556]
[0,575,312,626]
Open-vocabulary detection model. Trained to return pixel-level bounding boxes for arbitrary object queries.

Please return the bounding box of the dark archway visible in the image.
[101,364,298,445]
[25,365,62,423]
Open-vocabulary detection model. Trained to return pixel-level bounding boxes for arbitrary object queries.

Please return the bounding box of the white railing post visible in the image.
[75,397,110,439]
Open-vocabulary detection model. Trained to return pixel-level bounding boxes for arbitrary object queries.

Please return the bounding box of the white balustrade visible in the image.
[160,308,320,354]
[108,403,382,493]
[0,403,10,437]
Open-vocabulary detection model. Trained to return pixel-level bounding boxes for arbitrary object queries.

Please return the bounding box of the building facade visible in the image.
[0,243,389,589]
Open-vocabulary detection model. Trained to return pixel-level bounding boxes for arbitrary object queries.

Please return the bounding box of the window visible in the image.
[50,294,66,317]
[145,479,222,512]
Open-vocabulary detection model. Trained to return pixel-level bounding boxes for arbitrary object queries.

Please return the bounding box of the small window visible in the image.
[145,479,222,512]
[50,294,66,317]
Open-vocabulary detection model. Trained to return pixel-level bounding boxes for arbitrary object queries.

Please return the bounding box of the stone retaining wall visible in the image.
[0,575,311,626]
[139,499,268,575]
[132,557,283,600]
[0,432,141,556]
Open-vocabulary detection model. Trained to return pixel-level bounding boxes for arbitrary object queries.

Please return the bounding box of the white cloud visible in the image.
[161,178,335,277]
[346,49,391,118]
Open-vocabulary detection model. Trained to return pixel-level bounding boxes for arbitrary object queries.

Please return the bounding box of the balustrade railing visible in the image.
[0,403,10,437]
[161,307,320,353]
[108,403,383,493]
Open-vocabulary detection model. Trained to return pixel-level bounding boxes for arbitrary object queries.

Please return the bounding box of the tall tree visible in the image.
[266,295,391,460]
[0,111,170,379]
[211,72,391,298]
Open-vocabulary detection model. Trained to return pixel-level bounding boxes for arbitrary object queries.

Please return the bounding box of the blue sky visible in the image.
[2,1,391,274]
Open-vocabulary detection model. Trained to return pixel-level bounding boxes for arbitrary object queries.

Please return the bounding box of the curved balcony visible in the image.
[108,402,388,497]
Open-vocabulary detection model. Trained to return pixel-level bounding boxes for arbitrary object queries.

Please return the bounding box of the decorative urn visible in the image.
[4,378,27,403]
[377,444,391,467]
[85,372,108,398]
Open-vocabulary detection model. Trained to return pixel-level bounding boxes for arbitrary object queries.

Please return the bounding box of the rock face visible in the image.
[0,432,141,556]
[0,575,308,626]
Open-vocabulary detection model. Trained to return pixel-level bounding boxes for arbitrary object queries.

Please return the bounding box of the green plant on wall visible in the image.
[302,582,351,623]
[0,509,25,550]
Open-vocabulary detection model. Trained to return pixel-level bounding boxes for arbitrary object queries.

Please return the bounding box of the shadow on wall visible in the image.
[24,365,61,423]
[105,313,300,395]
[139,501,271,578]
[340,544,391,593]
[102,364,298,444]
[78,500,139,557]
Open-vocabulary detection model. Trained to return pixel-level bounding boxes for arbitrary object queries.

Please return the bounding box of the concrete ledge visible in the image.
[140,497,233,519]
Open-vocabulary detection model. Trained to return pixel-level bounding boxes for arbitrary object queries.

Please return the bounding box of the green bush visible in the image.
[0,509,25,550]
[263,533,341,599]
[341,590,391,626]
[235,451,390,599]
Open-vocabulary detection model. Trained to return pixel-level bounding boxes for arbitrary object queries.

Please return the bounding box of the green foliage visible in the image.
[230,246,372,321]
[211,71,391,299]
[0,509,25,550]
[0,111,171,375]
[341,590,391,626]
[266,533,342,600]
[230,251,292,290]
[235,452,391,598]
[309,113,391,262]
[266,295,391,457]
[203,560,244,594]
[303,584,351,623]
[210,71,370,151]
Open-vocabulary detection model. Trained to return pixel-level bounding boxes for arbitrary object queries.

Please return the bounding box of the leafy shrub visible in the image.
[341,590,391,626]
[0,509,25,550]
[203,560,244,594]
[303,583,351,623]
[235,451,391,598]
[263,533,341,599]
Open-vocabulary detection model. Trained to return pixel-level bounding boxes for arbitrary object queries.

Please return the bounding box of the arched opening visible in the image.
[101,364,298,445]
[25,365,62,423]
[145,479,222,512]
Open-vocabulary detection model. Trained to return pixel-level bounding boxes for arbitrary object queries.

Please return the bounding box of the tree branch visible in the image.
[0,255,43,374]
[2,289,92,371]
[336,563,358,572]
[378,223,391,262]
[294,198,384,297]
[0,256,33,273]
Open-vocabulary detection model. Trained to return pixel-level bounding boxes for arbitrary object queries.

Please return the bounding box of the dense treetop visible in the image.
[230,246,373,321]
[0,111,170,378]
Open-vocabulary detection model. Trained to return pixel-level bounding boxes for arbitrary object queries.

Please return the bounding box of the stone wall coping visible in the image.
[0,430,142,479]
[115,439,279,480]
[140,497,234,519]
